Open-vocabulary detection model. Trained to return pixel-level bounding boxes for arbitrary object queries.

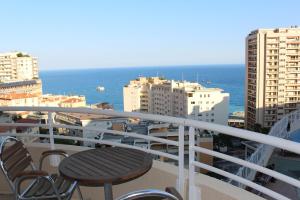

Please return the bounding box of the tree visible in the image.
[254,123,270,134]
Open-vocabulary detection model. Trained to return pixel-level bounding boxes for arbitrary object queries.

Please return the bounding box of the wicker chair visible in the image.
[0,137,83,200]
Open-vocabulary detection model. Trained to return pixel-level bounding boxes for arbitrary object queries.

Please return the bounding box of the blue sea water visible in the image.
[40,65,245,114]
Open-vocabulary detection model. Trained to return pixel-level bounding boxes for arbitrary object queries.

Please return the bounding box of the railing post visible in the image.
[147,127,151,150]
[189,126,199,200]
[48,112,59,166]
[177,125,185,196]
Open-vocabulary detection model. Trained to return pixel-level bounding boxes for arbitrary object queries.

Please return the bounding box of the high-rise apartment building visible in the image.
[124,77,229,126]
[0,52,39,82]
[245,27,300,130]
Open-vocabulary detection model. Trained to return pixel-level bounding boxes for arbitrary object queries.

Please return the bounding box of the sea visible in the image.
[40,65,245,114]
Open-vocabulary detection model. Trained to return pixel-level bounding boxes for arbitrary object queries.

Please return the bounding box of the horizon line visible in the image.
[40,63,245,71]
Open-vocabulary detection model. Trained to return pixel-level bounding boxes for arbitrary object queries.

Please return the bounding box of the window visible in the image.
[211,119,214,122]
[191,101,195,104]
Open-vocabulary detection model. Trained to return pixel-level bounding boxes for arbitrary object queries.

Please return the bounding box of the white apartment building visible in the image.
[0,52,38,82]
[245,27,300,130]
[123,77,166,112]
[124,77,229,126]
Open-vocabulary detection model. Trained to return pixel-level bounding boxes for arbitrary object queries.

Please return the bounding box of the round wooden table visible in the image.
[59,147,153,200]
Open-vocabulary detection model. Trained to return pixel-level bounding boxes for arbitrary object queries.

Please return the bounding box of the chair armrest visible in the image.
[15,170,48,179]
[15,170,49,194]
[39,149,68,170]
[14,170,61,197]
[166,187,183,200]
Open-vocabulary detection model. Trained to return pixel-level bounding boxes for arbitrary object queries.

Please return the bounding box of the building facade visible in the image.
[0,93,40,107]
[0,52,38,82]
[123,77,166,112]
[39,94,86,107]
[245,27,300,130]
[124,77,229,126]
[0,79,42,95]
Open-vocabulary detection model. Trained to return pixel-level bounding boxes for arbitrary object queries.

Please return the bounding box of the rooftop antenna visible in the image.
[156,71,158,77]
[181,73,184,82]
[196,73,199,83]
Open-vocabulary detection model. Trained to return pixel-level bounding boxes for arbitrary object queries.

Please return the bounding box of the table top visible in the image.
[58,147,153,187]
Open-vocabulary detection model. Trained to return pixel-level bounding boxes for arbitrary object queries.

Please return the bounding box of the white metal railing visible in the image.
[1,107,300,200]
[0,106,185,196]
[231,108,300,188]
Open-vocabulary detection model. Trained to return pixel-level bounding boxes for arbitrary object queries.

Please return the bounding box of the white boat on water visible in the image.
[96,86,105,92]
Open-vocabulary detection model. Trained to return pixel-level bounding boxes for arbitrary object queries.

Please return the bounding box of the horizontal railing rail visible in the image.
[0,122,179,146]
[192,162,290,200]
[1,106,300,200]
[2,106,300,154]
[194,146,300,189]
[231,108,300,188]
[0,132,179,161]
[0,106,186,195]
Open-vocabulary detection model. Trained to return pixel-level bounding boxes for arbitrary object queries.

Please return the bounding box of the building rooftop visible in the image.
[61,97,85,103]
[0,79,41,88]
[0,93,39,100]
[57,112,127,121]
[249,26,300,36]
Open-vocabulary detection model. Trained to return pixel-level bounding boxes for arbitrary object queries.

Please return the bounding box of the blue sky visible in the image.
[1,0,300,70]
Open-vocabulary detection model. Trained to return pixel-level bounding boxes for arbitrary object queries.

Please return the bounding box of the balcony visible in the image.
[0,106,300,200]
[0,143,264,200]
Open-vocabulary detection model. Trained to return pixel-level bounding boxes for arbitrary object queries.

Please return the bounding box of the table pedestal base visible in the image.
[104,183,113,200]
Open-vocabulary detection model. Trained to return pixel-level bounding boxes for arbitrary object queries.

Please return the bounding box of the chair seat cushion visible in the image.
[23,174,75,199]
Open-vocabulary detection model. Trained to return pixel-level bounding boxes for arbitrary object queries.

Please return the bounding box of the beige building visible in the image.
[245,27,300,130]
[39,94,86,108]
[123,77,166,112]
[0,93,40,107]
[0,79,42,95]
[0,52,38,82]
[124,77,229,126]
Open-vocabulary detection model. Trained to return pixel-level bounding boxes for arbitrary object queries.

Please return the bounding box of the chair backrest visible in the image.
[0,137,35,191]
[116,189,179,200]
